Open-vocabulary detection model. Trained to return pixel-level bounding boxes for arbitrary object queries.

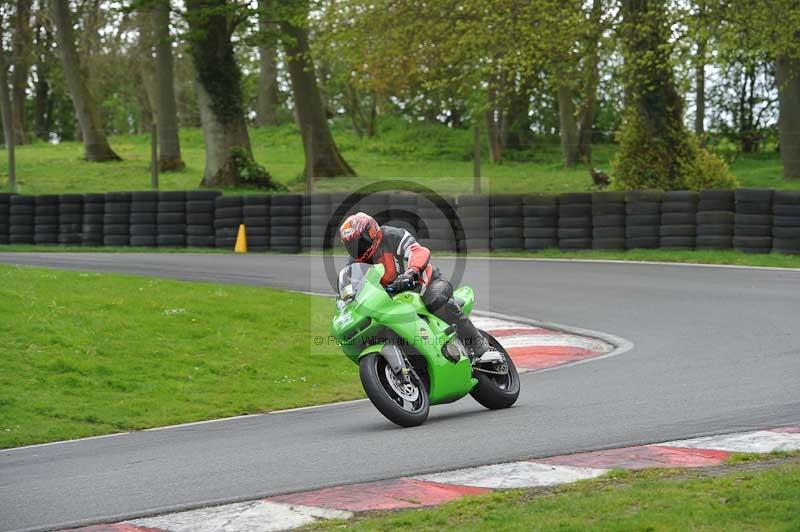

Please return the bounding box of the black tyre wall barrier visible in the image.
[592,191,626,250]
[301,193,330,250]
[214,195,243,250]
[129,191,159,247]
[626,190,662,249]
[58,194,83,245]
[523,194,557,251]
[558,193,592,250]
[3,189,800,255]
[0,193,13,245]
[491,194,523,250]
[242,195,270,251]
[772,191,800,254]
[660,191,698,249]
[9,195,34,244]
[419,194,457,252]
[457,194,490,251]
[103,192,131,247]
[270,194,302,253]
[35,195,59,245]
[82,193,105,246]
[734,189,773,253]
[696,190,734,249]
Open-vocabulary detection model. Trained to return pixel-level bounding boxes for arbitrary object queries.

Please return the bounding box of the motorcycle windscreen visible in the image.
[337,262,373,301]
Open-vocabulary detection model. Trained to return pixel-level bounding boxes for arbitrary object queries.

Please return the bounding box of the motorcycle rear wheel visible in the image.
[359,354,430,427]
[470,331,520,409]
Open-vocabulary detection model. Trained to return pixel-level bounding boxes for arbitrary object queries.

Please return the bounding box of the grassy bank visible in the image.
[0,264,358,448]
[0,119,795,195]
[314,459,800,531]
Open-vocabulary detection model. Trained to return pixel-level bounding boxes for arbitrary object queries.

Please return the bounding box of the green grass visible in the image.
[0,264,360,449]
[1,118,798,195]
[3,245,799,269]
[313,461,800,531]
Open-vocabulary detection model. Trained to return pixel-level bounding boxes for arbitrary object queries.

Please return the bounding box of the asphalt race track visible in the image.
[1,252,799,532]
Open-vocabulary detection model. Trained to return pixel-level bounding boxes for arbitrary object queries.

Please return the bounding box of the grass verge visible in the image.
[0,264,358,449]
[1,246,799,269]
[312,458,800,531]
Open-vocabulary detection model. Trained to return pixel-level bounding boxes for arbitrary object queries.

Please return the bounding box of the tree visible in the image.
[613,0,735,190]
[280,0,355,178]
[577,0,604,163]
[255,0,281,127]
[11,0,32,145]
[776,53,800,178]
[0,33,16,189]
[49,0,120,161]
[185,0,271,187]
[152,0,184,170]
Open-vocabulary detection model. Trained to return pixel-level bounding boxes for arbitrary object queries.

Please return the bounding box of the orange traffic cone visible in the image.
[234,224,248,253]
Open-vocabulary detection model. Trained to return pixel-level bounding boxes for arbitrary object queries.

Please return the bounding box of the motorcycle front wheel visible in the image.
[359,354,429,427]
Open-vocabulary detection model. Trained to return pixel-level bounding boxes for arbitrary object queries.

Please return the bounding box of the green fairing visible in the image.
[331,264,477,405]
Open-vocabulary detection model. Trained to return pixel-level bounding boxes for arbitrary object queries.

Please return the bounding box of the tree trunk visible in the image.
[578,0,602,164]
[776,54,800,179]
[33,23,53,141]
[0,49,16,189]
[281,7,355,178]
[485,109,503,162]
[152,0,184,170]
[186,0,254,186]
[11,0,32,145]
[49,0,120,161]
[256,0,281,127]
[557,82,580,167]
[695,41,706,141]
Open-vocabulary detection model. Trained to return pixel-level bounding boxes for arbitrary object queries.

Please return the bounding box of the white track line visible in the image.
[660,430,800,453]
[415,461,608,489]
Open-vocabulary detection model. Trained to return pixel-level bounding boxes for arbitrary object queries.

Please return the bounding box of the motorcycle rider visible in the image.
[339,211,490,358]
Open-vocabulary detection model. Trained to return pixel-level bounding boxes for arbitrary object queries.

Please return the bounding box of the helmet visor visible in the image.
[344,233,373,260]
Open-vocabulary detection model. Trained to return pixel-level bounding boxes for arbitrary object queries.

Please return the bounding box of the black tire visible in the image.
[158,191,186,202]
[272,194,303,206]
[104,203,131,214]
[660,224,696,237]
[524,227,557,238]
[186,190,222,201]
[58,204,82,215]
[559,216,592,229]
[103,235,129,246]
[491,216,522,228]
[698,200,733,211]
[626,236,659,249]
[130,213,157,224]
[522,205,557,217]
[359,353,429,427]
[663,191,698,202]
[774,191,800,205]
[592,238,626,250]
[735,225,772,237]
[524,238,557,250]
[59,214,82,224]
[522,194,556,206]
[491,237,524,250]
[735,202,772,215]
[83,214,104,225]
[660,236,695,248]
[773,205,800,217]
[627,214,659,226]
[773,226,800,239]
[130,225,158,236]
[186,235,216,247]
[460,238,491,250]
[158,201,185,213]
[243,205,269,217]
[492,227,522,238]
[697,211,735,224]
[774,216,800,227]
[35,206,59,216]
[83,194,105,204]
[594,226,625,238]
[215,237,237,249]
[559,238,592,250]
[157,235,186,247]
[626,190,662,202]
[157,213,186,224]
[559,192,592,205]
[214,217,242,229]
[626,226,659,238]
[215,196,243,208]
[696,235,733,249]
[131,201,158,213]
[772,238,800,253]
[660,202,697,214]
[696,224,734,236]
[626,202,660,215]
[523,216,557,228]
[558,227,592,239]
[735,188,773,203]
[103,224,130,236]
[592,203,626,216]
[186,201,215,214]
[593,214,626,227]
[470,330,520,409]
[559,204,592,217]
[131,191,159,202]
[271,206,302,217]
[491,206,522,218]
[734,237,771,250]
[735,214,772,226]
[158,224,186,235]
[187,225,214,236]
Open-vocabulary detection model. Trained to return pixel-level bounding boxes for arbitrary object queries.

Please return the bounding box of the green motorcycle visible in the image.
[332,262,520,427]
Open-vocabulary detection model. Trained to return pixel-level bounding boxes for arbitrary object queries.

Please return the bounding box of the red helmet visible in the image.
[340,212,382,261]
